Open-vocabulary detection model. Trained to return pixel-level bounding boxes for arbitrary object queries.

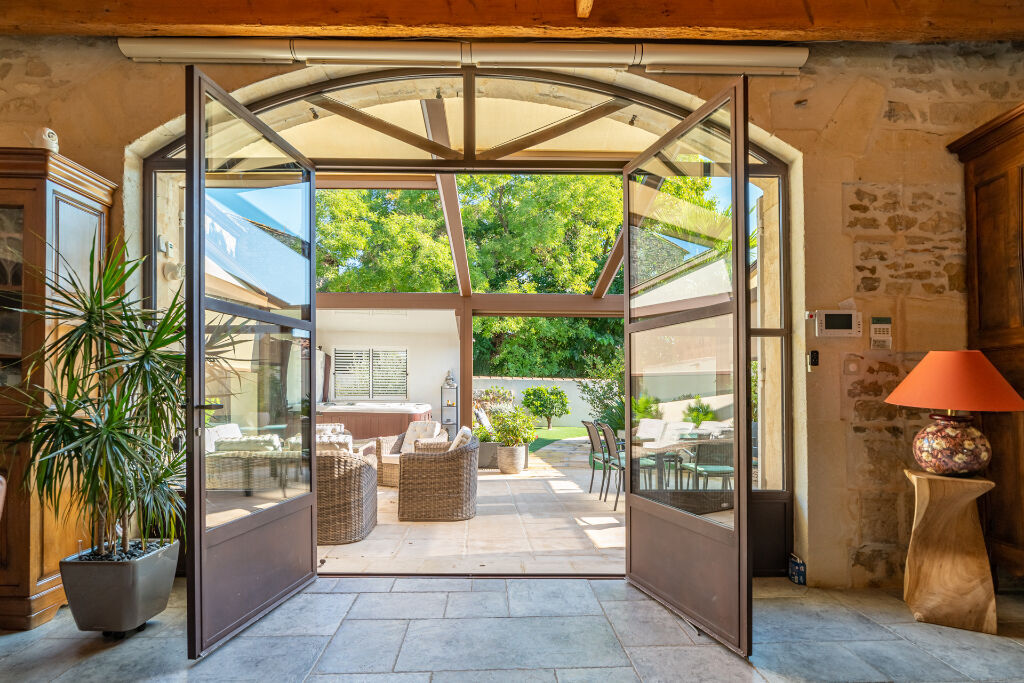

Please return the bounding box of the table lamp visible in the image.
[884,350,1024,475]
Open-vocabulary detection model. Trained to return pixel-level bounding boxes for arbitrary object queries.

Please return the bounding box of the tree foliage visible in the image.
[521,386,570,429]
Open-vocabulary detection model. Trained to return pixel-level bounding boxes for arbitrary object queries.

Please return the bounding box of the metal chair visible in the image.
[596,422,656,511]
[582,420,608,494]
[679,441,735,490]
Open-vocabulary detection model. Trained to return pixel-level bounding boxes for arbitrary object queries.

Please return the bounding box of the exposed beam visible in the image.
[477,98,629,161]
[575,0,595,19]
[6,1,1024,41]
[317,173,438,190]
[316,291,624,317]
[308,94,460,160]
[421,98,473,297]
[592,228,622,298]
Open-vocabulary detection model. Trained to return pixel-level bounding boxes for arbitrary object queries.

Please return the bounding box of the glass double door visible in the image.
[184,67,317,658]
[623,77,753,655]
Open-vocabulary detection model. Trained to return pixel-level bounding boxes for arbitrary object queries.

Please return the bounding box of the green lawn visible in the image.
[529,425,587,452]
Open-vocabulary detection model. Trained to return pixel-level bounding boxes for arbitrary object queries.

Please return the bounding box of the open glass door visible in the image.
[185,66,317,658]
[623,76,752,655]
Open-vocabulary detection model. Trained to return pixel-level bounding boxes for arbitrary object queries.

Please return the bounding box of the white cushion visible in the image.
[214,434,282,452]
[317,434,353,450]
[381,453,401,465]
[473,408,494,433]
[634,418,666,441]
[448,426,473,452]
[316,423,345,435]
[204,423,242,452]
[401,420,442,454]
[661,421,695,441]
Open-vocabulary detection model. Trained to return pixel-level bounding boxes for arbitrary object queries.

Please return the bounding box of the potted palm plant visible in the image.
[492,407,536,474]
[15,238,186,637]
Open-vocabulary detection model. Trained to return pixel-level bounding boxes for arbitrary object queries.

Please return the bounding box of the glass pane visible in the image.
[0,206,23,386]
[628,101,734,322]
[629,314,735,528]
[203,310,311,529]
[204,94,311,318]
[752,336,784,491]
[749,177,783,329]
[154,171,186,310]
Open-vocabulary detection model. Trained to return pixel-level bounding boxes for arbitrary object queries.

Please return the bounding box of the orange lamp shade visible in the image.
[885,350,1024,412]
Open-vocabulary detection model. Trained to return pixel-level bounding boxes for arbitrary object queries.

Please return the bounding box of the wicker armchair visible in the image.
[316,446,377,544]
[206,450,302,496]
[376,431,449,487]
[398,436,479,522]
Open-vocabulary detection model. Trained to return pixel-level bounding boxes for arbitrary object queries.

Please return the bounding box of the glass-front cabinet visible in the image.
[0,147,116,630]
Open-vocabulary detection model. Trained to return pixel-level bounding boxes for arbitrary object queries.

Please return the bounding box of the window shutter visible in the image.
[371,349,408,398]
[334,348,370,398]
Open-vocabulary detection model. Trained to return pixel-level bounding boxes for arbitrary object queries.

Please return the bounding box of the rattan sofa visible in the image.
[316,445,377,544]
[397,436,479,522]
[376,430,450,487]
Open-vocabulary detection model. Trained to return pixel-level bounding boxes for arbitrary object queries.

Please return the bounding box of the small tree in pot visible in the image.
[521,385,569,430]
[15,240,186,637]
[491,407,536,474]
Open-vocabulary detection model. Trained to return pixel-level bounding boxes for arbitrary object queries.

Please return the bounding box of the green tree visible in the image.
[521,386,570,429]
[685,395,717,426]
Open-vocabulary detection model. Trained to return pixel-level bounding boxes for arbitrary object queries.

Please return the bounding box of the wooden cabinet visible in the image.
[0,148,116,629]
[949,103,1024,578]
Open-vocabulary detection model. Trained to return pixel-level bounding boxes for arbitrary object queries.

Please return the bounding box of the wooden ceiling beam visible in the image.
[575,0,595,20]
[309,95,460,160]
[421,98,473,297]
[477,98,629,161]
[4,1,1023,41]
[316,291,624,317]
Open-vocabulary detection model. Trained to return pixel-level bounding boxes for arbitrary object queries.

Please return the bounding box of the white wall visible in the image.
[473,376,595,428]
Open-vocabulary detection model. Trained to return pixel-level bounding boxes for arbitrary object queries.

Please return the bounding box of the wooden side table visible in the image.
[904,469,996,633]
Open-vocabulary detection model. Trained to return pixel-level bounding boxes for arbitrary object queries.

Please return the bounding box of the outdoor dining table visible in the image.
[631,438,725,491]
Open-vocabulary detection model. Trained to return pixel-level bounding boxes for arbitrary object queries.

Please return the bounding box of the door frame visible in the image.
[185,65,319,659]
[622,76,753,655]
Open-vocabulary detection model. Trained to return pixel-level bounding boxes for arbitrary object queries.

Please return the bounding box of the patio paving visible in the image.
[4,576,1024,681]
[318,436,624,575]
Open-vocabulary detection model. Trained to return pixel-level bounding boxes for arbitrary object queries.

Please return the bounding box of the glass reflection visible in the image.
[752,336,785,491]
[630,315,735,528]
[628,101,734,322]
[204,95,311,318]
[203,311,311,529]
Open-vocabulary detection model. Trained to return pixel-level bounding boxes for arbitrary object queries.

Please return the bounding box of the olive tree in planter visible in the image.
[492,407,536,474]
[16,240,186,637]
[521,385,569,430]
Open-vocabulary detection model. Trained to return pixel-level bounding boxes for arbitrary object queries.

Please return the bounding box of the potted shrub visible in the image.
[16,240,186,637]
[521,385,570,430]
[491,407,536,474]
[473,421,499,469]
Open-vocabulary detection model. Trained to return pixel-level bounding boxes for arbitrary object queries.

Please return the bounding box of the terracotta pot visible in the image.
[912,414,991,476]
[497,445,527,474]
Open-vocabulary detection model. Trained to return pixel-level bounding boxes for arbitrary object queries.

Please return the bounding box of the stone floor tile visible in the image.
[315,620,409,674]
[431,669,556,682]
[305,577,341,593]
[826,588,916,624]
[5,637,121,681]
[245,593,355,636]
[554,667,641,682]
[307,675,430,682]
[347,592,448,619]
[52,634,193,682]
[508,579,602,617]
[472,578,507,592]
[392,577,473,592]
[749,642,886,683]
[843,639,971,681]
[332,577,396,593]
[601,600,693,646]
[627,645,765,683]
[190,634,330,681]
[136,607,187,640]
[751,577,809,599]
[444,591,509,618]
[753,595,899,643]
[589,580,648,602]
[396,616,629,671]
[888,621,1024,680]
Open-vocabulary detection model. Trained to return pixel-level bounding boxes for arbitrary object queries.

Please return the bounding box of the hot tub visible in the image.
[317,402,433,440]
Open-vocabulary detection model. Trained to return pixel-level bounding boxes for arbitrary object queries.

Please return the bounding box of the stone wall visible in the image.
[2,36,1022,588]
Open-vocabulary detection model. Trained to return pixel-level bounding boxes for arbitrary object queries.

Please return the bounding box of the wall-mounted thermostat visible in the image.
[808,310,863,337]
[870,316,893,350]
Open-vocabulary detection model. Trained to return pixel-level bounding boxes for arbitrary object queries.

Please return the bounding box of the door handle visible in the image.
[196,404,222,410]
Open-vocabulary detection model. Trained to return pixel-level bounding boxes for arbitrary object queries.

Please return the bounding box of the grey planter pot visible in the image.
[59,539,179,633]
[478,441,499,469]
[497,445,527,474]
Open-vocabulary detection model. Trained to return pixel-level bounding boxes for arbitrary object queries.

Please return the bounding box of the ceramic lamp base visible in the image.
[912,413,991,476]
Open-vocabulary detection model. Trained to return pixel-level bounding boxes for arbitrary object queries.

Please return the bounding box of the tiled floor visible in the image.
[4,576,1024,682]
[319,437,626,575]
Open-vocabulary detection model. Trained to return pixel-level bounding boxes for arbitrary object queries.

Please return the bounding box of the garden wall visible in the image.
[472,376,595,428]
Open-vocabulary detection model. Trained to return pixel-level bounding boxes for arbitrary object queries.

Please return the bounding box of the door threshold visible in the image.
[317,571,626,579]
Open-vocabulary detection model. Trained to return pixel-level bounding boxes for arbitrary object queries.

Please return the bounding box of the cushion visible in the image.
[400,420,442,454]
[661,421,695,442]
[286,434,303,451]
[634,418,666,441]
[204,423,243,452]
[473,407,494,433]
[448,426,473,452]
[214,434,282,452]
[381,453,401,466]
[316,423,345,436]
[317,434,353,450]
